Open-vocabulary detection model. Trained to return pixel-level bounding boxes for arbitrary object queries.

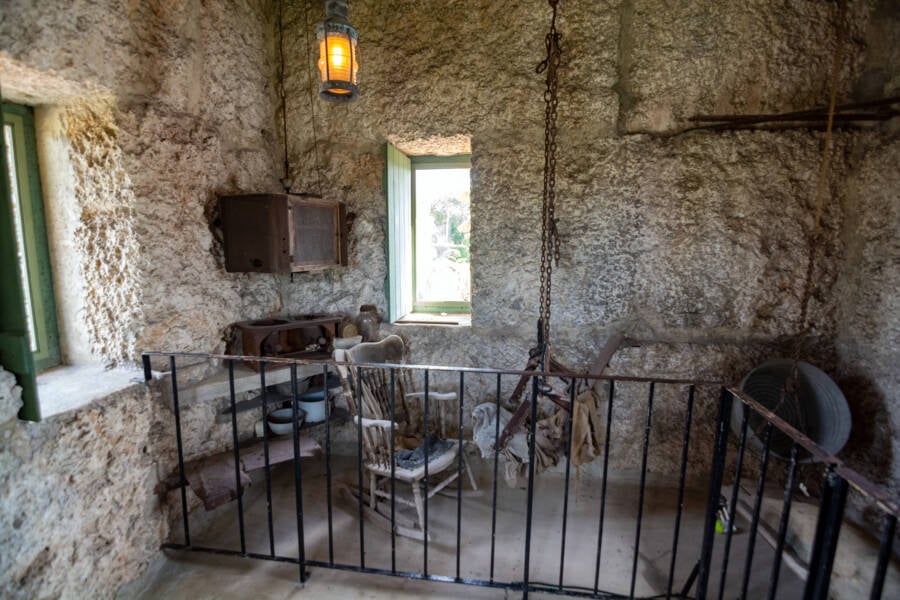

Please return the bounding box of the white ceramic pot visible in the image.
[299,390,327,423]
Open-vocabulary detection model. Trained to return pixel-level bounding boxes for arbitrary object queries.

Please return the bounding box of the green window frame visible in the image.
[385,143,471,322]
[1,103,60,420]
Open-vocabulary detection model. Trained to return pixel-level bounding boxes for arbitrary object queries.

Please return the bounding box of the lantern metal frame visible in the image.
[317,3,360,102]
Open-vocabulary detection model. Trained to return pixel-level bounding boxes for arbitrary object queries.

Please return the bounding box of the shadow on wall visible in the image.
[837,371,894,486]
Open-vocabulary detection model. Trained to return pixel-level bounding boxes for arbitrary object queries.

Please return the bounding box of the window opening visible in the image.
[412,158,471,314]
[385,143,471,323]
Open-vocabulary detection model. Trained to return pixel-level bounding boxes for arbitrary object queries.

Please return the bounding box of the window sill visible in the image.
[37,363,145,418]
[395,313,471,327]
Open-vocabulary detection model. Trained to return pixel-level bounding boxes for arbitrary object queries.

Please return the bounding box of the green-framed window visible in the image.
[1,103,60,419]
[385,144,471,321]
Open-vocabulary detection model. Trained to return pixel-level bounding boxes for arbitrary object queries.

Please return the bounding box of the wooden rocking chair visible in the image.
[333,335,477,540]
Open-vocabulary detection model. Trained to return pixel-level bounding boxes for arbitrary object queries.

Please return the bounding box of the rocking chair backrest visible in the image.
[335,335,417,467]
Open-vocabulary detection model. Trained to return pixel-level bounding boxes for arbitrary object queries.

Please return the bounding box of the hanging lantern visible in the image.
[317,0,360,102]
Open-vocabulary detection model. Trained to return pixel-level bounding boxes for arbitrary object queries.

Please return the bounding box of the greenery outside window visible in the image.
[385,143,471,322]
[1,103,60,420]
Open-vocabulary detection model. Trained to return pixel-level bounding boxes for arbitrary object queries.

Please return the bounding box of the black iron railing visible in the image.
[142,352,898,599]
[695,386,899,600]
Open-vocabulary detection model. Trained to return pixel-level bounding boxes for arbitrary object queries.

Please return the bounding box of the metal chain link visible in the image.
[536,0,562,349]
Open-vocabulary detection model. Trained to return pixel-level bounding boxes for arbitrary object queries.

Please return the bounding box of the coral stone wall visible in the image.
[1,0,283,363]
[1,1,281,597]
[834,134,900,494]
[0,0,897,596]
[278,0,865,359]
[275,0,898,487]
[0,384,173,600]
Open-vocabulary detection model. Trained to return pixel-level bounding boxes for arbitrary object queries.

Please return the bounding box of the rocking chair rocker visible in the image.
[333,335,477,541]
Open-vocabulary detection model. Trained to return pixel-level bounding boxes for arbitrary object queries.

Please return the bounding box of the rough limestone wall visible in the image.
[831,0,900,494]
[620,0,868,133]
[64,100,143,362]
[1,0,283,363]
[833,134,900,493]
[0,367,23,424]
[277,0,865,355]
[117,1,285,359]
[275,0,886,480]
[0,0,283,596]
[0,384,174,600]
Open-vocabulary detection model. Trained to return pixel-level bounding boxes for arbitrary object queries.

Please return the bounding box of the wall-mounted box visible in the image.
[219,193,348,273]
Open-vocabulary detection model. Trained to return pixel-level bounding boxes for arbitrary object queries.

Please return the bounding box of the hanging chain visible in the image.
[536,0,562,349]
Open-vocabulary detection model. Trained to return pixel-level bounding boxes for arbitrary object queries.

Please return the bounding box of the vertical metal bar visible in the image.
[456,370,464,580]
[594,379,615,594]
[355,365,365,569]
[142,354,152,381]
[170,356,191,546]
[739,422,773,600]
[767,443,799,600]
[869,514,896,600]
[680,563,701,599]
[696,388,734,600]
[260,363,275,557]
[522,376,539,600]
[630,382,655,599]
[423,369,430,577]
[489,372,501,584]
[227,360,246,555]
[802,468,848,600]
[390,367,397,575]
[665,384,695,599]
[558,379,575,590]
[717,406,750,600]
[323,364,334,566]
[291,364,307,583]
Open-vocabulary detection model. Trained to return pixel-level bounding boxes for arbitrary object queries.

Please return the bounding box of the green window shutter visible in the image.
[385,143,413,322]
[0,102,40,421]
[3,104,60,372]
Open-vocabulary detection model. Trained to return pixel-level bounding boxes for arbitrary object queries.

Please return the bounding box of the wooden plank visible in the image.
[240,436,321,471]
[159,435,322,511]
[184,455,251,511]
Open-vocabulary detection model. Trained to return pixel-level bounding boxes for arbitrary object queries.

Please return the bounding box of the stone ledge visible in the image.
[156,362,327,410]
[37,363,144,418]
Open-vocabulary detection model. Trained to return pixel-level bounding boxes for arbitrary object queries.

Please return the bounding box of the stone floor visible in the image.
[123,453,803,599]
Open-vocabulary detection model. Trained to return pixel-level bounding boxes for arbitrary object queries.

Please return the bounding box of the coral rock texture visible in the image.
[0,0,897,596]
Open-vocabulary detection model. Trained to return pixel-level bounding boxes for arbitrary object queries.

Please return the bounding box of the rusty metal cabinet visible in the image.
[219,193,348,273]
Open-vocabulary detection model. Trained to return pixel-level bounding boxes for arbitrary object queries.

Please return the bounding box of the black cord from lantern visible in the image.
[302,0,325,198]
[277,0,291,192]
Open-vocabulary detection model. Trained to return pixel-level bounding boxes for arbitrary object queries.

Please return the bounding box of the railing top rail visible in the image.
[141,350,723,386]
[727,386,900,518]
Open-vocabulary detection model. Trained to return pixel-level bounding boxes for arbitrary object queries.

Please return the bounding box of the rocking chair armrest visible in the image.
[352,415,399,430]
[405,391,457,402]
